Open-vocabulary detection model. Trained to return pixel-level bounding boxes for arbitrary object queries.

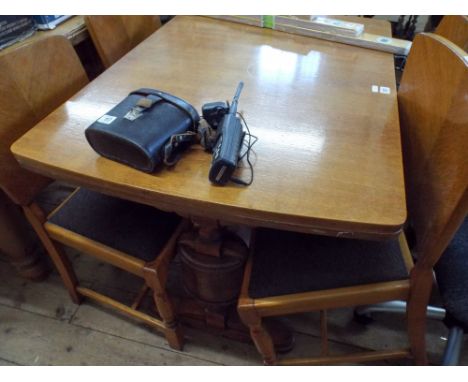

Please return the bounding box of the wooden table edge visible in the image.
[12,150,406,241]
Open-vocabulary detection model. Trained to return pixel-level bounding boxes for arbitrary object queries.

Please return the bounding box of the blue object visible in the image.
[32,15,72,30]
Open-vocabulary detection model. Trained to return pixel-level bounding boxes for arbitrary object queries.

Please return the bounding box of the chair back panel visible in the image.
[435,15,468,52]
[398,33,468,267]
[0,36,89,206]
[122,16,162,48]
[85,16,161,68]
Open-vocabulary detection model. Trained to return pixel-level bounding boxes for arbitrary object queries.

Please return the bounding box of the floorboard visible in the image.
[1,195,466,367]
[0,304,214,366]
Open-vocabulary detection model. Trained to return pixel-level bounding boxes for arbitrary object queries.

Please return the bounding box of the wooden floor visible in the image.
[1,250,465,366]
[0,184,465,366]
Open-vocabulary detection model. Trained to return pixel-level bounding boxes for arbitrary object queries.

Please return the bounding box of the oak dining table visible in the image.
[11,15,407,342]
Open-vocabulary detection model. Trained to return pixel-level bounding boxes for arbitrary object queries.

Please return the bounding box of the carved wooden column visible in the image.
[172,216,251,339]
[0,191,48,280]
[174,217,294,351]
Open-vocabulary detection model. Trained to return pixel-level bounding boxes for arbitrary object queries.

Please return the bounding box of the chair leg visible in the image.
[0,195,48,280]
[22,203,82,304]
[407,268,433,365]
[238,306,277,365]
[143,265,184,350]
[249,320,278,365]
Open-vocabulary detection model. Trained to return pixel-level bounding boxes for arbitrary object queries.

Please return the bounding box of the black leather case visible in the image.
[85,88,200,173]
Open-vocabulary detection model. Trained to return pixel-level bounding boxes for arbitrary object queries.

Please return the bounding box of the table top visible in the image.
[12,16,406,239]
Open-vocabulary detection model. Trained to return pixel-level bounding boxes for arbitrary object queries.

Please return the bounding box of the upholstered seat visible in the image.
[47,188,181,262]
[434,219,468,331]
[249,228,408,299]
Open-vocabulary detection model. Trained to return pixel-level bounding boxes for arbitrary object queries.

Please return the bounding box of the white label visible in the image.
[371,85,379,93]
[97,115,117,125]
[379,86,391,94]
[124,106,144,121]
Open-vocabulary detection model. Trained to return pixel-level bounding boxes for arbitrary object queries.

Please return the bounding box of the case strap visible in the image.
[136,94,163,108]
[130,88,200,130]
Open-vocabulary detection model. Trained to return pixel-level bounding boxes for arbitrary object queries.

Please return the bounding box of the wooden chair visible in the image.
[435,15,468,51]
[0,36,186,350]
[237,33,468,366]
[85,16,162,68]
[357,31,468,364]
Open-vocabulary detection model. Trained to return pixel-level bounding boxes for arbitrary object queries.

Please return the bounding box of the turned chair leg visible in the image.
[22,203,82,304]
[250,321,277,365]
[153,288,184,350]
[0,194,48,280]
[143,265,184,350]
[238,306,277,365]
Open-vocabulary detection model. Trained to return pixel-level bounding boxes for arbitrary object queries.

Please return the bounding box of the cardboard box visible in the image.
[207,16,411,56]
[275,16,364,37]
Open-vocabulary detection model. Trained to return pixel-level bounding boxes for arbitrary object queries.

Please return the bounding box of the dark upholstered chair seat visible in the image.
[48,188,181,262]
[434,218,468,331]
[248,228,409,299]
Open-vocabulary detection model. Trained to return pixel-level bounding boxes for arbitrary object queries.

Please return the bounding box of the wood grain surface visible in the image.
[399,33,468,263]
[85,15,162,68]
[1,35,88,206]
[435,15,468,52]
[11,16,406,239]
